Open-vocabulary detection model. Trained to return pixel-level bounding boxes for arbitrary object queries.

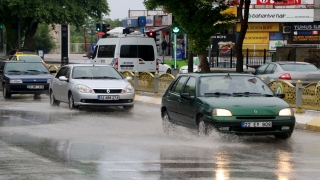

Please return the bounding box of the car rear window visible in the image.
[97,45,116,58]
[120,45,154,61]
[19,56,42,61]
[280,64,318,71]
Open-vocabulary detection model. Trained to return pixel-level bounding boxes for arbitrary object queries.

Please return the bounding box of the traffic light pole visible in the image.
[174,32,177,69]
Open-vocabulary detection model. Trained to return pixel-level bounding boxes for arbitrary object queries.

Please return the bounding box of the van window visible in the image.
[120,45,155,61]
[97,45,116,58]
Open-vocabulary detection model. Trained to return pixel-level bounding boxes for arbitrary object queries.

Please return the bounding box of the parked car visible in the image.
[253,61,320,85]
[161,73,295,139]
[5,48,38,60]
[49,64,135,110]
[0,61,54,99]
[158,59,171,75]
[9,52,47,66]
[179,64,200,74]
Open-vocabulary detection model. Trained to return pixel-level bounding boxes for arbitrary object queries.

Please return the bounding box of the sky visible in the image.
[107,0,146,20]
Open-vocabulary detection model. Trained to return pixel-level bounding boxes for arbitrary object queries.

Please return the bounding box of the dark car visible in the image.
[161,73,295,139]
[253,61,320,85]
[0,61,54,98]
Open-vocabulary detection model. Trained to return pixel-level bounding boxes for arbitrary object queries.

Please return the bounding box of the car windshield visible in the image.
[199,75,274,96]
[19,56,42,62]
[280,63,318,72]
[4,62,49,74]
[72,66,123,79]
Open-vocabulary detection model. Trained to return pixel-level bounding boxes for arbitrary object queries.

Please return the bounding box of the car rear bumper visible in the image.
[205,116,295,135]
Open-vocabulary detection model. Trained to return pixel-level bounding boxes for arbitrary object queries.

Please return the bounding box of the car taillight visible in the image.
[156,58,159,72]
[279,73,291,80]
[113,58,118,70]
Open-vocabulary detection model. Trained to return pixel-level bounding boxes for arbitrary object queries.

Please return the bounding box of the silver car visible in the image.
[49,64,135,110]
[254,61,320,85]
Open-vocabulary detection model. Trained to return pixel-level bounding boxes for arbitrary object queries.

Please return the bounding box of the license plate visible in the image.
[98,95,119,100]
[27,85,44,89]
[241,122,272,128]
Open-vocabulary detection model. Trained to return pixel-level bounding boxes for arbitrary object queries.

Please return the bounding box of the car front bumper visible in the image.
[72,90,135,106]
[5,83,49,94]
[205,116,295,135]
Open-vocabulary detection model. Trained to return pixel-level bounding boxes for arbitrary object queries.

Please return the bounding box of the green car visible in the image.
[161,73,295,139]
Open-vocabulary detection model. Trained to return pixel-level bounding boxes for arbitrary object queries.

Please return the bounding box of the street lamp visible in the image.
[172,27,180,69]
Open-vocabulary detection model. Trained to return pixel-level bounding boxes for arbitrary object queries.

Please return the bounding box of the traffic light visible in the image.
[172,26,180,33]
[102,24,110,38]
[146,32,160,46]
[96,23,102,32]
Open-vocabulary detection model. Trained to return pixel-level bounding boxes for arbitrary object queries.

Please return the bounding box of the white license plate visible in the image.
[241,122,272,128]
[27,85,44,89]
[98,95,119,100]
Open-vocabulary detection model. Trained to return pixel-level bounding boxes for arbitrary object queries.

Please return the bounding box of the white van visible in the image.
[90,32,159,73]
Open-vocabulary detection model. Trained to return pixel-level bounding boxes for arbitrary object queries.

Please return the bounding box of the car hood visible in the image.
[72,79,131,89]
[5,74,53,79]
[198,96,290,116]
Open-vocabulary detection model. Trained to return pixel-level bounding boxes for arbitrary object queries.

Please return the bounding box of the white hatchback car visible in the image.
[49,64,135,110]
[179,65,200,74]
[158,59,171,75]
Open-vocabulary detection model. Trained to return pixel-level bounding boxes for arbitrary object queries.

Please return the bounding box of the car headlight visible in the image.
[122,84,134,93]
[212,108,232,116]
[75,84,94,93]
[279,108,293,116]
[10,79,22,83]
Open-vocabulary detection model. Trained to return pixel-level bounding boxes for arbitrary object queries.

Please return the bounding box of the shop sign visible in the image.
[269,40,287,51]
[146,16,154,26]
[291,22,320,44]
[154,15,162,26]
[244,9,314,22]
[243,32,269,44]
[236,23,279,32]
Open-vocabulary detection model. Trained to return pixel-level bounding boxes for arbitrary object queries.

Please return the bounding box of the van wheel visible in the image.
[3,86,11,99]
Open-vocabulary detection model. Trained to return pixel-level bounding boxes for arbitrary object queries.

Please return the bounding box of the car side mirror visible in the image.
[181,93,195,100]
[125,76,132,81]
[276,93,285,98]
[58,76,68,82]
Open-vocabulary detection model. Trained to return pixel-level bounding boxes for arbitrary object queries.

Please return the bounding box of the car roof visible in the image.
[178,72,255,77]
[270,61,313,65]
[64,64,113,67]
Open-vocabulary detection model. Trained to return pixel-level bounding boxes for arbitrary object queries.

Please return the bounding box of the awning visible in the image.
[145,26,169,32]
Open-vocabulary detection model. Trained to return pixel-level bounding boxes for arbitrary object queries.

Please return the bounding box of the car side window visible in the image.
[170,76,188,94]
[264,64,276,74]
[182,77,196,97]
[255,64,269,75]
[65,68,71,78]
[56,67,67,78]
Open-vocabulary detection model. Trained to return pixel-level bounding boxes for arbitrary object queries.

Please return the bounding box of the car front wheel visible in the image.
[3,86,11,99]
[50,90,60,106]
[162,110,175,135]
[68,93,78,110]
[198,116,212,137]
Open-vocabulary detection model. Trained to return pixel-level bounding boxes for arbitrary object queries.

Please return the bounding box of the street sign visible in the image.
[173,27,179,33]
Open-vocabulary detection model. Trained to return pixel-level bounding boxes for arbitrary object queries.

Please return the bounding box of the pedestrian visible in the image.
[161,39,168,56]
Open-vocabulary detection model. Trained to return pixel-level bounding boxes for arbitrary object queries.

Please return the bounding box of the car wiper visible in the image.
[73,77,92,79]
[204,92,231,97]
[27,70,41,72]
[261,94,274,97]
[233,92,261,96]
[7,70,21,72]
[93,76,118,79]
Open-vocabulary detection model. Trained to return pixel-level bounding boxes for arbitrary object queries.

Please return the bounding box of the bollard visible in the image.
[154,71,159,96]
[134,70,139,92]
[295,80,305,113]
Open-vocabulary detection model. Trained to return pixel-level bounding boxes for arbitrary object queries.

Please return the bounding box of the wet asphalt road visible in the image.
[0,94,320,180]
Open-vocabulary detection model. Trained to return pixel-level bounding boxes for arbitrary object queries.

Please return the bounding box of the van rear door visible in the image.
[137,38,157,73]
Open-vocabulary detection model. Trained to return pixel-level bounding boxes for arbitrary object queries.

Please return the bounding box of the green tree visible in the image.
[31,24,56,53]
[144,0,236,72]
[0,0,110,49]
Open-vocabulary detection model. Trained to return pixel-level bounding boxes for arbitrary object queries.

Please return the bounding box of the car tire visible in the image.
[3,86,11,99]
[123,105,134,110]
[275,133,291,140]
[162,110,175,135]
[50,90,60,106]
[166,68,171,74]
[68,93,78,110]
[198,116,212,137]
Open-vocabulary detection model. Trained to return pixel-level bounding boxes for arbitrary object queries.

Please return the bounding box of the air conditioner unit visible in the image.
[283,26,291,34]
